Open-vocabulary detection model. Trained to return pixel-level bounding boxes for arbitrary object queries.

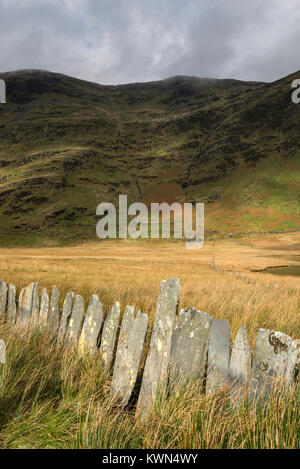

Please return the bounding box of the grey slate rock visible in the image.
[6,284,16,322]
[78,294,103,354]
[207,318,231,394]
[48,286,60,332]
[229,325,251,382]
[31,283,40,325]
[99,302,121,369]
[170,307,213,389]
[20,283,34,324]
[0,339,5,364]
[250,328,297,400]
[39,288,49,326]
[65,295,85,343]
[229,325,252,401]
[136,278,180,420]
[0,280,8,318]
[58,292,74,342]
[17,287,25,321]
[111,306,148,405]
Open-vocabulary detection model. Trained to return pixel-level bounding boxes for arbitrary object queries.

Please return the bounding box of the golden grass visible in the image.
[0,233,299,449]
[0,324,299,449]
[0,233,299,344]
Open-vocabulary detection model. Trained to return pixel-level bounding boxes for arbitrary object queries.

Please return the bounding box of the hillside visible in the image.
[0,69,299,245]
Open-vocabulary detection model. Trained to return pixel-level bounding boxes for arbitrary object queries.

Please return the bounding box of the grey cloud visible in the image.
[0,0,299,84]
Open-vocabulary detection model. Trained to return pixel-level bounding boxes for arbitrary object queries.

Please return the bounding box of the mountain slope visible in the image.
[0,69,299,245]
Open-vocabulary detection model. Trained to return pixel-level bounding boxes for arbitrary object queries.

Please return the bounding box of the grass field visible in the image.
[0,232,299,341]
[0,233,299,448]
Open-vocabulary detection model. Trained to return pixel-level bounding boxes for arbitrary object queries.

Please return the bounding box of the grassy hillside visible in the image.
[0,70,299,245]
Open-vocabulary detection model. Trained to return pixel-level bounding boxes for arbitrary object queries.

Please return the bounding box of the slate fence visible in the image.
[0,278,299,420]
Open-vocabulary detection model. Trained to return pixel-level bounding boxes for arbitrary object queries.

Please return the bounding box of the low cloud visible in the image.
[0,0,299,84]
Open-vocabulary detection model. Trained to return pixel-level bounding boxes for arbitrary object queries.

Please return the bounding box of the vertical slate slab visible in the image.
[31,283,40,325]
[229,325,252,401]
[206,318,231,394]
[48,286,60,332]
[295,340,300,374]
[65,295,85,343]
[136,278,180,421]
[99,302,121,369]
[229,325,251,384]
[17,287,25,321]
[111,307,148,405]
[7,284,17,322]
[39,288,49,326]
[57,292,74,342]
[78,294,103,354]
[169,308,213,389]
[20,283,35,324]
[0,280,8,318]
[0,339,5,363]
[250,329,297,399]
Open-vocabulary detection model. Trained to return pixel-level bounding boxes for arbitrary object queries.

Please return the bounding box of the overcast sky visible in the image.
[1,0,299,84]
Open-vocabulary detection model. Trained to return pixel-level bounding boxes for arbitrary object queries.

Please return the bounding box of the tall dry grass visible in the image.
[0,236,299,448]
[0,237,299,343]
[0,323,299,449]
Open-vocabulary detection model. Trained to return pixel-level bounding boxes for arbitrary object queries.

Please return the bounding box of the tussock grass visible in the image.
[0,324,299,449]
[0,235,299,448]
[0,235,299,343]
